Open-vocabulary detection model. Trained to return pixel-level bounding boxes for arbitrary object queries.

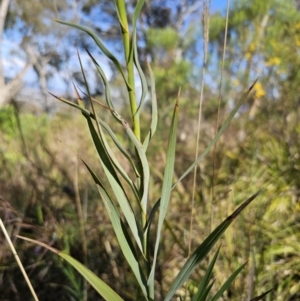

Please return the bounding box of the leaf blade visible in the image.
[192,247,220,301]
[148,96,180,298]
[16,235,125,301]
[55,20,132,90]
[84,116,144,254]
[164,191,260,301]
[143,61,158,151]
[210,262,247,301]
[82,162,148,299]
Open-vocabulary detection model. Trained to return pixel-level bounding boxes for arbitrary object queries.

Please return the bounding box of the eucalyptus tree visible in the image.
[0,0,78,109]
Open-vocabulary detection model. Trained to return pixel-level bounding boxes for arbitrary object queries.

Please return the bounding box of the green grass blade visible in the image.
[51,90,144,238]
[82,162,148,299]
[210,262,247,301]
[83,110,141,202]
[144,197,160,234]
[50,92,141,202]
[85,48,115,110]
[64,85,142,181]
[82,107,143,250]
[148,98,179,298]
[16,236,125,301]
[143,61,158,151]
[250,289,274,301]
[49,92,91,114]
[84,114,144,254]
[55,20,132,90]
[192,247,220,301]
[164,191,260,301]
[196,281,215,301]
[118,116,150,216]
[84,112,121,186]
[132,0,145,28]
[51,90,140,179]
[132,0,148,115]
[97,185,148,298]
[133,36,148,114]
[135,79,257,234]
[77,49,103,141]
[94,114,141,180]
[173,80,257,188]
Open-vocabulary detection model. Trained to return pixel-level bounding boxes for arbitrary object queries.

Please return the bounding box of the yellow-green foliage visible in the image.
[146,27,179,51]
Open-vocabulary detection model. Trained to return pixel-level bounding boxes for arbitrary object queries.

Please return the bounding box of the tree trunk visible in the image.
[0,0,32,107]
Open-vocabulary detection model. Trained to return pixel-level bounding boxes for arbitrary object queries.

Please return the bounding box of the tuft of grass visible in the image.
[11,1,273,301]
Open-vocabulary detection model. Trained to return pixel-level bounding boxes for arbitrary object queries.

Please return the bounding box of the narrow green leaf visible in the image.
[132,0,145,27]
[173,80,257,188]
[84,115,144,254]
[85,48,114,110]
[118,116,150,216]
[250,289,274,301]
[210,262,247,301]
[16,236,125,301]
[133,36,148,114]
[83,110,141,202]
[148,98,179,298]
[143,61,158,151]
[94,114,141,182]
[197,281,215,301]
[55,20,132,90]
[49,92,91,115]
[64,85,142,181]
[145,81,258,229]
[144,198,160,234]
[77,49,103,142]
[97,185,148,299]
[85,113,121,186]
[132,0,148,114]
[82,162,149,299]
[50,91,141,201]
[78,78,144,254]
[164,191,260,301]
[192,247,220,301]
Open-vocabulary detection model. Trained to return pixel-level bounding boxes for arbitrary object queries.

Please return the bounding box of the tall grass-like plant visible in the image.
[15,1,272,300]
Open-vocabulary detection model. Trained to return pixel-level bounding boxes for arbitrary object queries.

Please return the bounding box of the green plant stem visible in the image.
[115,0,146,259]
[115,0,141,141]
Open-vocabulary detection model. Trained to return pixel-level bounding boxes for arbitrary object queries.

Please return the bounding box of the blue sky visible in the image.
[3,0,228,99]
[211,0,228,13]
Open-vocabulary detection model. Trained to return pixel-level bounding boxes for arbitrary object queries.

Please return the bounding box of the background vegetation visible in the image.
[0,0,299,300]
